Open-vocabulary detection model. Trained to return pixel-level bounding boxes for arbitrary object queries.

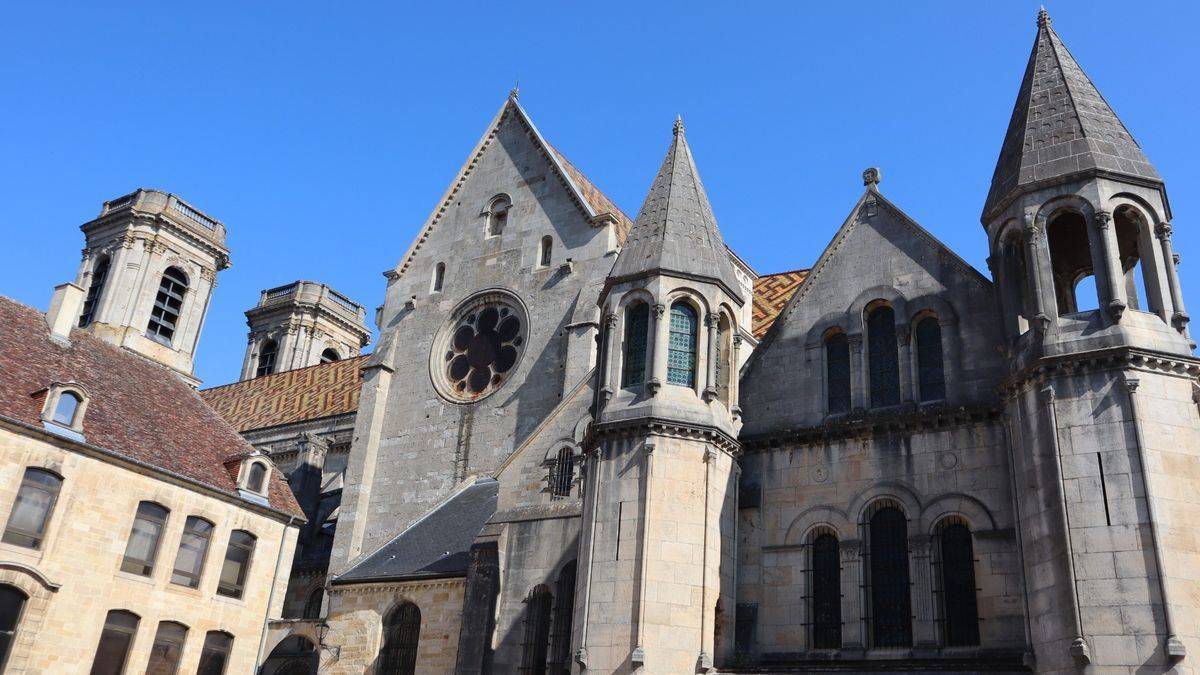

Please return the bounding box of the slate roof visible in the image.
[752,270,809,339]
[200,356,366,433]
[0,296,303,518]
[336,477,499,583]
[983,10,1160,218]
[610,119,745,304]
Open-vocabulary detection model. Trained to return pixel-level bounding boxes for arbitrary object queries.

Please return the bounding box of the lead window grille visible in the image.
[256,341,278,377]
[548,562,576,675]
[520,585,553,675]
[935,520,980,646]
[379,602,420,675]
[808,531,841,649]
[825,332,851,414]
[79,256,110,327]
[147,267,188,343]
[667,303,698,387]
[867,306,900,407]
[622,303,649,387]
[865,504,911,648]
[550,448,574,499]
[915,317,946,402]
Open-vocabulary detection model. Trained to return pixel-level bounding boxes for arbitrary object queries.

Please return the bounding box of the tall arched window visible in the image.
[936,521,980,646]
[867,305,900,408]
[320,348,340,364]
[520,585,553,675]
[79,255,110,327]
[432,261,446,293]
[867,504,911,648]
[667,302,698,388]
[171,516,214,588]
[0,585,27,671]
[1047,211,1097,315]
[90,610,140,675]
[621,303,649,388]
[256,340,278,378]
[809,530,841,649]
[539,236,553,267]
[197,631,234,675]
[3,468,62,550]
[487,195,511,236]
[915,316,945,402]
[147,266,188,343]
[825,332,851,414]
[549,562,577,675]
[121,501,169,576]
[1114,206,1161,314]
[146,621,188,675]
[550,448,574,499]
[379,602,420,675]
[217,530,256,599]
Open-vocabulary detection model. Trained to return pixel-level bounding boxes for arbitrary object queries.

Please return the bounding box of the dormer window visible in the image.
[40,384,89,438]
[486,195,511,237]
[238,457,271,501]
[247,463,266,493]
[52,391,81,426]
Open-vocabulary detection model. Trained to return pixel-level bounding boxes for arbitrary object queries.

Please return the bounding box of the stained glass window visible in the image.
[867,306,900,407]
[667,303,698,387]
[915,317,945,402]
[825,333,850,414]
[621,303,649,388]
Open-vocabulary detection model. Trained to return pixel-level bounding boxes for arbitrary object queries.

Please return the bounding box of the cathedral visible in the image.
[16,8,1198,675]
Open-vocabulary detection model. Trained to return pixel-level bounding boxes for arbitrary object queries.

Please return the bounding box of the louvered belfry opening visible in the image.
[550,448,574,499]
[379,601,420,674]
[934,518,981,647]
[806,528,842,649]
[863,502,911,648]
[520,585,553,674]
[548,562,577,674]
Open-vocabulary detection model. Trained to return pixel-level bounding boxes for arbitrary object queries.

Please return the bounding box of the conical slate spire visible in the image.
[983,9,1160,218]
[610,119,744,303]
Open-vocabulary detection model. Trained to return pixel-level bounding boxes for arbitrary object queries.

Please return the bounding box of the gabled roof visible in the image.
[0,296,302,519]
[983,9,1160,218]
[752,270,808,339]
[335,477,498,584]
[201,356,366,433]
[392,94,633,279]
[609,118,745,304]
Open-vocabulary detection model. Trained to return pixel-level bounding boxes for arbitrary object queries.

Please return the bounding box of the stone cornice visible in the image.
[589,417,740,455]
[740,403,1001,451]
[329,576,466,592]
[86,211,231,269]
[998,346,1200,399]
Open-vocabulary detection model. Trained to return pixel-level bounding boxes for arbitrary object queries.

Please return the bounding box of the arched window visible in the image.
[432,262,446,293]
[256,340,278,378]
[936,521,980,646]
[147,266,188,343]
[303,587,324,620]
[866,505,911,648]
[379,602,420,675]
[867,305,900,408]
[539,236,553,268]
[121,501,169,576]
[217,530,256,598]
[1114,206,1162,315]
[1047,211,1097,315]
[550,448,574,499]
[90,610,139,675]
[171,516,214,588]
[520,585,553,675]
[809,530,841,649]
[146,621,188,675]
[667,302,698,388]
[0,585,27,671]
[915,317,945,402]
[549,562,576,675]
[246,462,268,494]
[51,390,82,427]
[197,631,234,675]
[824,332,851,414]
[487,195,511,236]
[3,468,62,550]
[320,348,340,364]
[79,256,110,327]
[621,303,649,388]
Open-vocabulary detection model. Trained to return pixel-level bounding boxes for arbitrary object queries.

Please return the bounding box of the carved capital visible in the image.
[199,266,217,283]
[1122,377,1140,395]
[604,313,618,330]
[120,233,137,249]
[1155,221,1173,241]
[1093,210,1112,230]
[1172,311,1190,330]
[643,441,656,456]
[703,446,717,464]
[705,313,720,329]
[1107,299,1126,323]
[839,540,862,560]
[847,334,863,350]
[652,303,665,320]
[702,386,718,402]
[1025,223,1042,241]
[733,334,743,347]
[1040,385,1056,403]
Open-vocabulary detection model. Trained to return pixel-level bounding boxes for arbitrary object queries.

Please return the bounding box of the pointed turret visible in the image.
[982,8,1161,219]
[610,117,744,303]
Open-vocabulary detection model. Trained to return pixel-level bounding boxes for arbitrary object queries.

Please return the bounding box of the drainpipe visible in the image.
[256,515,297,672]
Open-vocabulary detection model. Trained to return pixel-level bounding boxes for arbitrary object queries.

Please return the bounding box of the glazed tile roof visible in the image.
[752,269,809,339]
[547,144,634,245]
[0,297,302,518]
[200,355,366,433]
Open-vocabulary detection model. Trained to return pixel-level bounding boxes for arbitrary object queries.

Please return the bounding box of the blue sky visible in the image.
[2,2,1197,385]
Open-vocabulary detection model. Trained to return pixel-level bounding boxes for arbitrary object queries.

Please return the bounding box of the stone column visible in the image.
[1156,222,1190,332]
[649,303,667,394]
[731,335,743,417]
[704,313,720,401]
[1024,222,1053,333]
[600,313,618,403]
[909,534,938,653]
[1094,210,1127,322]
[840,539,866,655]
[848,335,865,412]
[897,323,913,404]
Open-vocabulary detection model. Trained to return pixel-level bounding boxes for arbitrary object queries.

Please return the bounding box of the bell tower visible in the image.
[75,189,230,385]
[575,118,743,674]
[984,10,1198,672]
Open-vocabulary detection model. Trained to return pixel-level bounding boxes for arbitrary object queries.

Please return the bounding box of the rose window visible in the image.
[434,295,527,402]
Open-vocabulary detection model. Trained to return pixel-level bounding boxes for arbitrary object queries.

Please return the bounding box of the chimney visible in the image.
[46,283,85,343]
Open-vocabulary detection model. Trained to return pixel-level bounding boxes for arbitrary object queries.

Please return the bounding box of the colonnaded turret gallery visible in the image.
[1,9,1197,675]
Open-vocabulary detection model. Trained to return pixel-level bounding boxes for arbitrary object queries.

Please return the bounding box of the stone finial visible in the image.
[862,167,881,188]
[673,115,685,137]
[508,83,520,100]
[1037,7,1051,28]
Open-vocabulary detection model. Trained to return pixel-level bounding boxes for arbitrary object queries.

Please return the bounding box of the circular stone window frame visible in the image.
[430,288,530,404]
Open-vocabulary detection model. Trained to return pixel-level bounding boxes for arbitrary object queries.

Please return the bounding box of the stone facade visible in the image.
[240,281,371,381]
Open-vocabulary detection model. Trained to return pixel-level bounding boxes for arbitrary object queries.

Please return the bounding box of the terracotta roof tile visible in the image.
[546,144,635,245]
[0,296,302,519]
[752,269,809,339]
[200,356,366,433]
